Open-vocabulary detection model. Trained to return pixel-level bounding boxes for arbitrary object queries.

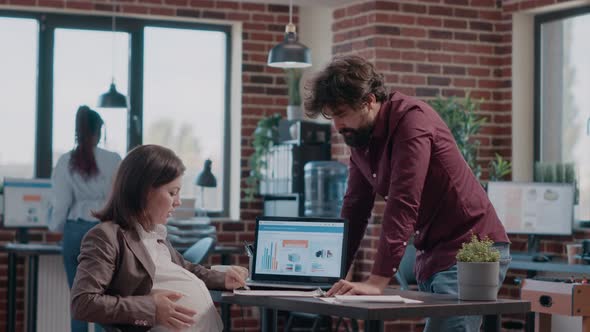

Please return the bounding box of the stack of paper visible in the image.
[320,295,423,304]
[233,289,324,297]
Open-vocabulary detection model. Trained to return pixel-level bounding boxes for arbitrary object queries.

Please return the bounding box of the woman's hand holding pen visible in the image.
[224,266,249,290]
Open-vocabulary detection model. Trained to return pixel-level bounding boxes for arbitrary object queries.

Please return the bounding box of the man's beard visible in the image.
[339,124,373,148]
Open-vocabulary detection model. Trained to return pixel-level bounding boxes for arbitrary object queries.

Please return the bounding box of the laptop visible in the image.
[247,216,348,290]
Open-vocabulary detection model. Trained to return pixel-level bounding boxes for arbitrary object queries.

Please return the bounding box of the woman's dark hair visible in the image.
[69,105,104,179]
[304,55,387,119]
[93,145,185,230]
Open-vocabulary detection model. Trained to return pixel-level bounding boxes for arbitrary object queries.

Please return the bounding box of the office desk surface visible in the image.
[510,254,590,274]
[211,288,530,321]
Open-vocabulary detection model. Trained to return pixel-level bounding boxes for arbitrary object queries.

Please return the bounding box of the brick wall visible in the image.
[1,0,587,331]
[330,0,586,331]
[0,0,292,330]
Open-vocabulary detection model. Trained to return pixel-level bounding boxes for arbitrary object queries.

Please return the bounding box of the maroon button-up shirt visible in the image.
[341,92,509,283]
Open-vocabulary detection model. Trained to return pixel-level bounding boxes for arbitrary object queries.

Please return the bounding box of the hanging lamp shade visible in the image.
[97,82,127,108]
[268,23,311,68]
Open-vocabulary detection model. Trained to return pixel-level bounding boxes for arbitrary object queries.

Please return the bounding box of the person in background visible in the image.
[70,144,248,332]
[50,105,121,332]
[304,55,510,332]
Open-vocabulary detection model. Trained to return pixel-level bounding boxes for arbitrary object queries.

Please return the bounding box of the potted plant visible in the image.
[456,234,501,301]
[243,113,282,201]
[429,94,512,182]
[285,68,303,120]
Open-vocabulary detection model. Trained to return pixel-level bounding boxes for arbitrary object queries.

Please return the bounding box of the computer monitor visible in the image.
[487,181,574,236]
[2,177,52,228]
[488,181,575,236]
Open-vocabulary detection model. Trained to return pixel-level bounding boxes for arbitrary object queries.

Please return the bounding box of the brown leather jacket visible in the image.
[70,221,225,332]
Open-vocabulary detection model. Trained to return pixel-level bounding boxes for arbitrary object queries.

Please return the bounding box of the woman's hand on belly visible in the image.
[152,290,197,330]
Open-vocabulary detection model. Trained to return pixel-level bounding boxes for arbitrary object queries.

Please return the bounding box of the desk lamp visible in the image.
[195,159,217,218]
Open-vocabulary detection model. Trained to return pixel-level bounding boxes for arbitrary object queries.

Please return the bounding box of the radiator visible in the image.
[37,255,71,332]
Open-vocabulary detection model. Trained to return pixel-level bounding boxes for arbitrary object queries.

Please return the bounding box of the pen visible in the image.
[243,241,253,257]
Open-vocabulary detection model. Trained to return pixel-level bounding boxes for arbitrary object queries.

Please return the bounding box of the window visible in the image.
[53,28,130,161]
[535,7,590,221]
[0,12,232,216]
[0,17,38,178]
[143,27,227,213]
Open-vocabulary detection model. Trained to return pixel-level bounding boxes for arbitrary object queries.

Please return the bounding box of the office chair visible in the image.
[284,312,332,332]
[395,243,417,290]
[183,237,215,264]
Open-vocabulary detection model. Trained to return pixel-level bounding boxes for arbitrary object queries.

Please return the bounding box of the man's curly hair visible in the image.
[304,55,388,119]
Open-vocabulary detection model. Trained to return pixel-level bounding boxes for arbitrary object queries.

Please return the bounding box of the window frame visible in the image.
[533,5,590,162]
[0,10,233,217]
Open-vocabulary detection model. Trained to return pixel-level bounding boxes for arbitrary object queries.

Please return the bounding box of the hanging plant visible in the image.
[243,113,283,201]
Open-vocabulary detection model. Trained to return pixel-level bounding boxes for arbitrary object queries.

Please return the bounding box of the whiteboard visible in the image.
[487,182,574,235]
[3,178,52,228]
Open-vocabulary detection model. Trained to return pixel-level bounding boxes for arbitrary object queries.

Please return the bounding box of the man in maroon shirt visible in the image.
[304,55,510,331]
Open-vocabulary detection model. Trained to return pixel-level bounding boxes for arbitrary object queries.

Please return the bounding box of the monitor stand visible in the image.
[16,228,29,244]
[527,234,550,262]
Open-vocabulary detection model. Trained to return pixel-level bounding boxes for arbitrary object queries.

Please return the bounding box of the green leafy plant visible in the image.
[488,154,512,181]
[456,234,500,263]
[285,68,303,106]
[243,113,282,201]
[430,94,511,181]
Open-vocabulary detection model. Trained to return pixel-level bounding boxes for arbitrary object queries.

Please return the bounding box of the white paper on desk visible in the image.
[233,289,324,297]
[322,295,423,304]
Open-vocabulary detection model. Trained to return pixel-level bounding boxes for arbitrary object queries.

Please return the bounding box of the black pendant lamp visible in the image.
[267,0,312,68]
[98,0,127,108]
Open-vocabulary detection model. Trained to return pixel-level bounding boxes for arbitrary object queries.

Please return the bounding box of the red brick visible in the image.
[334,8,346,19]
[417,17,442,27]
[227,12,250,21]
[375,0,399,11]
[453,54,477,65]
[454,78,477,87]
[429,5,453,16]
[390,62,414,72]
[401,27,426,38]
[468,44,493,54]
[428,53,452,62]
[417,40,441,50]
[121,5,149,14]
[468,67,491,77]
[402,3,427,13]
[37,0,64,8]
[66,1,94,9]
[390,38,415,49]
[8,0,35,5]
[149,7,175,15]
[216,1,238,10]
[401,75,427,85]
[241,2,265,11]
[471,0,495,6]
[429,29,453,39]
[442,42,467,52]
[402,51,427,62]
[188,0,212,7]
[454,8,478,18]
[444,19,468,29]
[445,0,468,5]
[416,64,440,74]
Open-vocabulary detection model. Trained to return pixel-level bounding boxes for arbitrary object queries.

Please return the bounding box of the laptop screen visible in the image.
[252,216,348,283]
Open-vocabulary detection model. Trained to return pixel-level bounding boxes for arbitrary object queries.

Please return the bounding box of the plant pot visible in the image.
[457,261,499,301]
[287,105,304,120]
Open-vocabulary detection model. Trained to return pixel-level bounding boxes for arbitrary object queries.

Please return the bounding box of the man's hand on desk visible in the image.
[326,274,390,296]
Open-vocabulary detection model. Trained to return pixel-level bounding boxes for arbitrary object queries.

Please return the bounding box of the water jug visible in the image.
[304,161,348,217]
